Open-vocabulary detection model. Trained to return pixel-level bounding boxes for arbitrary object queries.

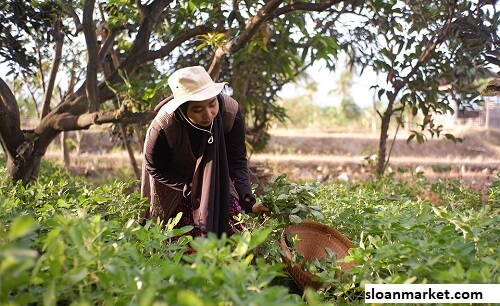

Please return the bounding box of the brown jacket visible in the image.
[140,94,242,224]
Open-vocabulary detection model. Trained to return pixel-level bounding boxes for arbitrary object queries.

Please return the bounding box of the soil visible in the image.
[44,127,500,193]
[250,127,500,193]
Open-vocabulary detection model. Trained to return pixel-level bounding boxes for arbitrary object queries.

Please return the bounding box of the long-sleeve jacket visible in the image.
[140,93,255,224]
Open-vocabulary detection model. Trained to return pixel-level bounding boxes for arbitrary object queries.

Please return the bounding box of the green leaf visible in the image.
[8,215,37,240]
[249,228,271,249]
[43,280,56,306]
[403,276,417,284]
[444,133,457,143]
[289,215,302,224]
[68,226,84,246]
[67,267,88,284]
[310,210,324,220]
[416,133,424,144]
[57,199,70,208]
[176,289,205,306]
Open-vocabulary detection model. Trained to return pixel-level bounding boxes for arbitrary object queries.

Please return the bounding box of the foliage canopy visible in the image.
[0,0,498,183]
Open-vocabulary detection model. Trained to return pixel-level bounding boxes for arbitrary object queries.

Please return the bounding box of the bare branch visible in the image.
[62,0,83,34]
[36,45,46,93]
[231,0,246,29]
[55,109,156,131]
[97,3,124,66]
[274,0,345,16]
[97,27,121,65]
[144,25,213,62]
[41,18,64,119]
[392,106,405,113]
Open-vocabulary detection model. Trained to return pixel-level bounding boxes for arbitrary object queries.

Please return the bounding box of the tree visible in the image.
[3,0,497,184]
[336,69,363,120]
[0,0,355,184]
[332,0,500,175]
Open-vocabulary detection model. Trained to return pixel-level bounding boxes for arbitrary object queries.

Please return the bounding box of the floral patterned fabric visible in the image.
[169,195,244,254]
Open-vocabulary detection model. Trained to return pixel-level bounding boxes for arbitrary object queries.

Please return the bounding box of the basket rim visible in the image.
[279,220,355,289]
[280,220,354,261]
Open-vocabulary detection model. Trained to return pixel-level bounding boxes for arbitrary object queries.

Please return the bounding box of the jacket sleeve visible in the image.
[144,120,190,191]
[225,109,255,212]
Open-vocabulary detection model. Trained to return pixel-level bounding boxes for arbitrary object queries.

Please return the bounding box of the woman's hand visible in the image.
[243,197,269,213]
[251,202,270,213]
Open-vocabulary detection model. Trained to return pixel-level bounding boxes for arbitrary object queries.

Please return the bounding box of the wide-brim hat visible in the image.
[162,66,227,114]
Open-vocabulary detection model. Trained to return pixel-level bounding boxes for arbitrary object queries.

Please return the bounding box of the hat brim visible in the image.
[163,82,226,114]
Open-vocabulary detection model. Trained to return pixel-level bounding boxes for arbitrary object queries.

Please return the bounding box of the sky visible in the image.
[278,60,379,109]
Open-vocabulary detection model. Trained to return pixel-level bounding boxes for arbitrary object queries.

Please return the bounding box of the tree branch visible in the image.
[210,0,343,72]
[231,0,246,29]
[72,0,171,100]
[82,0,100,112]
[208,0,284,73]
[225,0,284,55]
[55,108,157,131]
[0,77,26,155]
[97,26,121,65]
[274,0,345,16]
[144,25,213,62]
[41,18,64,119]
[62,0,83,34]
[398,14,457,93]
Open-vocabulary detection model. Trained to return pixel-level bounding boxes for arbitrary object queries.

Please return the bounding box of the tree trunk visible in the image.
[119,124,141,179]
[484,98,490,129]
[371,97,378,133]
[376,100,395,176]
[61,131,70,168]
[6,141,44,184]
[134,125,144,152]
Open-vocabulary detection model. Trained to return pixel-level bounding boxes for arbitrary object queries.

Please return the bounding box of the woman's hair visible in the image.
[179,102,189,114]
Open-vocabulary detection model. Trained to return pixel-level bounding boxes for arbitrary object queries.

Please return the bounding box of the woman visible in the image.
[140,66,268,239]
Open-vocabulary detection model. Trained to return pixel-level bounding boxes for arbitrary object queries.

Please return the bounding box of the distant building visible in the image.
[433,78,500,129]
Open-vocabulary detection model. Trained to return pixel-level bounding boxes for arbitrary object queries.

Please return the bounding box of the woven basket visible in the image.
[280,220,355,290]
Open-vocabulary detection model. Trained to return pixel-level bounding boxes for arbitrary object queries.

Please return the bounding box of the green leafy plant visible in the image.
[315,177,499,294]
[0,163,316,305]
[1,159,498,306]
[258,173,324,225]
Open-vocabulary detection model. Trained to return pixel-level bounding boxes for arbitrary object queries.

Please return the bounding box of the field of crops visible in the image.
[1,159,498,305]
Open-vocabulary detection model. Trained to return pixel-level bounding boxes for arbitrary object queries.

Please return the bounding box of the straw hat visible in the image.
[162,66,227,114]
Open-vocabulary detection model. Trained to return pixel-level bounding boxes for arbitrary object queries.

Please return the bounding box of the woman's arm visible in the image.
[225,109,256,212]
[144,121,190,191]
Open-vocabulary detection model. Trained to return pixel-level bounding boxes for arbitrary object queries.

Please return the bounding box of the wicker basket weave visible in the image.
[280,220,355,290]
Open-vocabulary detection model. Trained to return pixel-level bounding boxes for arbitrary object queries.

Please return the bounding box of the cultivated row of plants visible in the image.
[1,161,498,305]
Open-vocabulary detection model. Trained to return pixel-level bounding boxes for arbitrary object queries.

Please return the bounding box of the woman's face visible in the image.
[186,96,219,127]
